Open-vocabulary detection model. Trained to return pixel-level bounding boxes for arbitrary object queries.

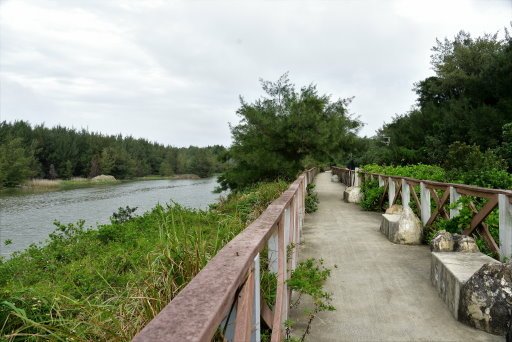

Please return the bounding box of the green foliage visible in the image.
[424,196,500,258]
[360,30,512,171]
[0,120,228,187]
[444,142,512,189]
[0,137,36,187]
[362,164,446,181]
[110,206,138,224]
[286,258,335,341]
[0,181,286,340]
[218,74,362,190]
[305,184,319,213]
[360,180,384,211]
[362,161,512,190]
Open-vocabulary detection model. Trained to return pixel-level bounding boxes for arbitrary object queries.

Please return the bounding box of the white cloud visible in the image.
[1,0,510,145]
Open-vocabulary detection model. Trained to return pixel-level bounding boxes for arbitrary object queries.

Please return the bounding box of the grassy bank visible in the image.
[2,174,206,195]
[0,181,288,340]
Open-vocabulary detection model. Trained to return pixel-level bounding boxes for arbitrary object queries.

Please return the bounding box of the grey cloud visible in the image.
[1,0,510,146]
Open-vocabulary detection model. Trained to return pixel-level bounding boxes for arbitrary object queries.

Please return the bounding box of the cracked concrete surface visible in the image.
[289,171,504,342]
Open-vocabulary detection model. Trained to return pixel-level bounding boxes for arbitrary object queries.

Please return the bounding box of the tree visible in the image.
[89,155,101,178]
[62,160,73,179]
[367,29,512,166]
[0,138,35,187]
[48,164,58,180]
[218,74,362,190]
[99,148,115,175]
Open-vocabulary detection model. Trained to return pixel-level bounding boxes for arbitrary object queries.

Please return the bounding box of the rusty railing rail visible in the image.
[133,168,319,342]
[331,166,512,260]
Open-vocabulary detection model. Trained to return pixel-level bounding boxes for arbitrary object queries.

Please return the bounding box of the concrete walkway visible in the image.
[289,171,504,341]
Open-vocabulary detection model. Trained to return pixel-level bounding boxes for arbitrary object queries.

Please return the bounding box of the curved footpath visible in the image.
[289,171,504,341]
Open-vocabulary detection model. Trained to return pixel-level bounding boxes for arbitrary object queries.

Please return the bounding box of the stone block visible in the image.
[453,234,479,253]
[385,204,403,215]
[343,186,362,203]
[380,207,423,245]
[431,252,499,320]
[380,213,400,238]
[459,260,512,335]
[431,230,454,252]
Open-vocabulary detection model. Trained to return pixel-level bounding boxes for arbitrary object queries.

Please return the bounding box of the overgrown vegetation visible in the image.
[0,121,227,188]
[285,258,335,342]
[0,181,287,340]
[359,179,384,212]
[305,184,319,213]
[426,197,500,258]
[358,163,503,258]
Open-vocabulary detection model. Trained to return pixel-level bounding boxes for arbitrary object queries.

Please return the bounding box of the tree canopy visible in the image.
[360,30,512,170]
[218,74,362,190]
[0,121,227,188]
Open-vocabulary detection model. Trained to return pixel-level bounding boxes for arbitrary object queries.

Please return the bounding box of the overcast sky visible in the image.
[1,0,510,147]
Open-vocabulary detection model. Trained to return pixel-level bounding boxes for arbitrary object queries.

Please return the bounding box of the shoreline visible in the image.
[0,174,205,196]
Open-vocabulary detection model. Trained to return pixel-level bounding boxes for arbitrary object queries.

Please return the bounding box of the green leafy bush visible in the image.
[305,184,319,213]
[361,164,446,181]
[359,180,384,211]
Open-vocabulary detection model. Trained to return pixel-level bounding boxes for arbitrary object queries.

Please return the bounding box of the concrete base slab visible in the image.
[431,252,499,320]
[343,186,361,203]
[380,213,400,237]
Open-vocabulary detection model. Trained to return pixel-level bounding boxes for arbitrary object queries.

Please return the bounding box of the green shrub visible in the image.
[359,180,384,211]
[305,184,319,213]
[361,164,446,182]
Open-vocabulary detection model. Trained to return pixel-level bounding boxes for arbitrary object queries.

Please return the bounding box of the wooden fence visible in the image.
[332,166,512,260]
[133,168,319,342]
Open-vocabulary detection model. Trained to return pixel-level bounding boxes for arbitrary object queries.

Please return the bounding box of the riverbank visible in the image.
[0,181,287,340]
[0,174,203,195]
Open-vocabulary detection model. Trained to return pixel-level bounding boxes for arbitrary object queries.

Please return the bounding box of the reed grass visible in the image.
[0,181,288,341]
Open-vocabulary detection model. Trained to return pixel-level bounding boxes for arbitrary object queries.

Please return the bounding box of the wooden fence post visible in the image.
[354,168,361,187]
[401,179,410,209]
[499,194,512,261]
[420,182,431,226]
[388,177,395,207]
[449,186,461,218]
[253,254,261,342]
[378,175,384,187]
[267,230,278,274]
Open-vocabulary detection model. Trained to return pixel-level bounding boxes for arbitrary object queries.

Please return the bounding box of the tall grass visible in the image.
[0,181,288,341]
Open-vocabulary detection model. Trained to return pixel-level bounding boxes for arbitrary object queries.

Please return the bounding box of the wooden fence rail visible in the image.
[133,168,319,342]
[331,166,512,261]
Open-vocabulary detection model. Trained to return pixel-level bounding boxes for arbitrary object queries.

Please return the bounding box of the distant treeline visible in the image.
[0,121,227,188]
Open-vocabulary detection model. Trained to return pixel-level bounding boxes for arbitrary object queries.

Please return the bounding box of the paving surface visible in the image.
[289,171,504,342]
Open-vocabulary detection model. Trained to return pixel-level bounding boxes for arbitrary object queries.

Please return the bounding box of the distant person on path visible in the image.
[347,159,356,170]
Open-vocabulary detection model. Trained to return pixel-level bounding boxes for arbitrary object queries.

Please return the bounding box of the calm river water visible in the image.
[0,178,221,258]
